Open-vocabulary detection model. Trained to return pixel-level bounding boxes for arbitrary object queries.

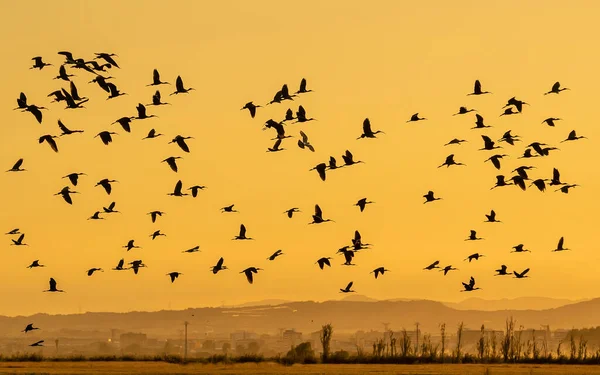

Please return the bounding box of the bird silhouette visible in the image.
[552,237,570,252]
[542,117,561,127]
[485,154,509,170]
[58,119,84,136]
[513,268,530,279]
[148,69,169,86]
[6,228,20,235]
[23,323,39,333]
[31,56,52,70]
[555,184,579,194]
[468,80,491,95]
[340,281,355,293]
[461,277,480,292]
[440,265,458,276]
[284,208,301,218]
[464,253,484,262]
[167,272,182,283]
[94,53,120,68]
[54,65,75,81]
[234,224,253,240]
[38,135,59,153]
[106,82,126,99]
[143,129,163,140]
[44,278,65,292]
[294,105,316,123]
[453,106,476,116]
[358,118,384,139]
[316,257,333,270]
[169,135,194,153]
[188,185,206,197]
[267,138,285,152]
[498,130,520,145]
[465,230,483,241]
[168,180,188,197]
[296,78,313,94]
[129,260,147,274]
[491,175,511,190]
[371,267,390,279]
[7,158,26,172]
[170,76,194,95]
[267,249,284,261]
[511,244,531,253]
[112,259,127,271]
[310,204,334,224]
[423,191,441,203]
[221,205,238,213]
[310,163,327,181]
[438,154,465,168]
[444,138,467,146]
[123,240,141,251]
[88,211,104,220]
[561,130,586,143]
[113,117,134,132]
[87,268,103,276]
[484,210,501,223]
[211,257,228,274]
[27,260,44,269]
[354,198,374,212]
[424,260,440,270]
[55,186,79,205]
[30,340,44,347]
[162,157,182,172]
[134,103,157,120]
[96,179,118,195]
[407,113,426,122]
[183,245,200,253]
[341,150,363,166]
[544,81,569,95]
[150,230,166,240]
[11,233,28,246]
[148,211,165,223]
[147,90,170,106]
[241,101,261,118]
[297,130,315,152]
[480,135,501,151]
[495,265,510,276]
[241,267,262,284]
[95,131,118,145]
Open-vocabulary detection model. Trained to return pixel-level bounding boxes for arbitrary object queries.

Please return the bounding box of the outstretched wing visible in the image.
[314,204,322,218]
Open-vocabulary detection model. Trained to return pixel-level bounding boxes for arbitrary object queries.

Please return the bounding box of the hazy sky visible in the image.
[0,1,598,316]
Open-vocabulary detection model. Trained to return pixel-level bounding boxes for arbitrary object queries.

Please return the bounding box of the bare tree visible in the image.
[320,323,333,362]
[440,323,447,363]
[454,322,464,363]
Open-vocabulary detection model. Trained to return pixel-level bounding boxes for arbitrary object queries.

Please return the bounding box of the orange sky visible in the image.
[0,0,598,316]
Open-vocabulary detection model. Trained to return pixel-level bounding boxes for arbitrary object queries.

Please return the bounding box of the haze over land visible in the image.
[1,0,598,320]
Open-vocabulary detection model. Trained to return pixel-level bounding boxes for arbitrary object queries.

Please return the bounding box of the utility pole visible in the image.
[184,321,189,362]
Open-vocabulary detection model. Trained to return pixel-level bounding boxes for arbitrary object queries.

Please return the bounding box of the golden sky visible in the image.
[0,0,598,316]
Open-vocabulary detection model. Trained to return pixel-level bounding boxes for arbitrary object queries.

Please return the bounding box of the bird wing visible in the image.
[13,158,24,169]
[216,257,224,268]
[273,138,282,150]
[568,130,576,139]
[137,103,146,117]
[177,138,190,153]
[107,83,118,96]
[153,69,160,84]
[469,277,475,287]
[58,120,70,133]
[314,204,322,218]
[108,202,116,210]
[346,281,353,290]
[300,130,308,143]
[521,268,530,277]
[491,157,500,170]
[29,106,43,124]
[239,224,246,237]
[557,237,564,249]
[363,118,372,134]
[49,278,56,290]
[553,168,560,182]
[70,81,80,99]
[176,76,184,91]
[552,82,560,92]
[174,180,183,194]
[354,230,361,243]
[245,270,254,284]
[475,113,483,123]
[299,78,307,92]
[474,80,481,93]
[18,233,25,243]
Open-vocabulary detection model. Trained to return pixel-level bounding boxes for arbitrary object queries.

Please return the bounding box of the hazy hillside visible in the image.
[442,297,585,311]
[2,298,600,338]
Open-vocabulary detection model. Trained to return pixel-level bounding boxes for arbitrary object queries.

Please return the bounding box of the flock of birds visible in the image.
[7,52,585,346]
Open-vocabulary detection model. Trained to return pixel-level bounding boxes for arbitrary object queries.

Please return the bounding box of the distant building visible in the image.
[282,329,302,345]
[120,332,147,349]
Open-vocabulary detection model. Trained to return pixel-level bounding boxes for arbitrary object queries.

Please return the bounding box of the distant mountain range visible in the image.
[231,295,585,311]
[2,297,596,339]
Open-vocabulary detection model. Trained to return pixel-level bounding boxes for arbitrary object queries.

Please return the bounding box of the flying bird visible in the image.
[167,272,182,283]
[147,90,170,106]
[148,211,165,223]
[87,268,103,276]
[188,185,206,197]
[316,257,332,270]
[464,253,484,262]
[11,233,28,246]
[31,56,52,70]
[424,260,440,270]
[495,265,510,276]
[485,154,509,170]
[340,281,355,293]
[168,180,188,197]
[102,202,119,214]
[170,76,194,95]
[513,268,530,279]
[38,135,59,153]
[284,208,301,218]
[468,80,491,95]
[162,157,182,172]
[358,118,384,139]
[58,120,84,136]
[43,278,65,292]
[150,230,166,240]
[170,135,194,153]
[444,138,467,146]
[440,265,458,276]
[96,179,118,195]
[472,114,491,129]
[561,130,586,143]
[23,323,39,333]
[423,191,441,203]
[183,245,200,253]
[123,240,140,251]
[310,204,334,224]
[241,101,260,118]
[7,158,26,172]
[148,69,169,86]
[461,277,480,292]
[211,257,228,274]
[267,249,284,261]
[544,82,569,95]
[453,106,476,116]
[438,154,465,168]
[296,78,313,94]
[143,129,163,140]
[95,131,118,145]
[542,117,561,127]
[94,52,120,68]
[310,163,327,181]
[552,237,570,252]
[297,130,315,152]
[371,267,389,279]
[511,244,531,253]
[113,117,134,132]
[241,267,262,284]
[54,186,78,205]
[233,224,253,240]
[27,260,44,269]
[465,230,483,241]
[407,113,426,122]
[221,205,238,213]
[354,198,374,212]
[484,210,501,223]
[112,259,127,271]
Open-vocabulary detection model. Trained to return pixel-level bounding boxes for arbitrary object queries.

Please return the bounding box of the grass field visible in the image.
[1,363,600,375]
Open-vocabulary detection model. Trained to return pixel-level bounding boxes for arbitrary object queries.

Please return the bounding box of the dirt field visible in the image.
[1,362,600,375]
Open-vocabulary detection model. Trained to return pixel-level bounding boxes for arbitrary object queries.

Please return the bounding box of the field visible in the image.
[1,363,600,375]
